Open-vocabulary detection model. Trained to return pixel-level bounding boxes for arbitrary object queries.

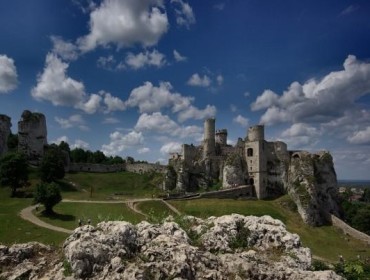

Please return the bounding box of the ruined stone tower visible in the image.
[216,129,228,146]
[245,125,267,199]
[203,118,216,159]
[18,110,47,162]
[0,114,11,156]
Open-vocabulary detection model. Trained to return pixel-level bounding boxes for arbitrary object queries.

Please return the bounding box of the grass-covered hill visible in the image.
[0,170,369,264]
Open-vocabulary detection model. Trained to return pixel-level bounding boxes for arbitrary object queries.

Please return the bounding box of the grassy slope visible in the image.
[170,197,370,262]
[61,171,163,200]
[136,200,177,221]
[35,202,145,230]
[2,170,369,262]
[0,188,67,245]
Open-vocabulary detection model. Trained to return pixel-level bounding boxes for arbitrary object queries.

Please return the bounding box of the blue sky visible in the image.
[1,0,370,179]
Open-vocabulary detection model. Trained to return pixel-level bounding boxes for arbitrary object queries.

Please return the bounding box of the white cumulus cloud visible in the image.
[101,91,126,112]
[252,55,370,126]
[102,130,144,156]
[31,53,102,114]
[233,115,249,127]
[347,127,370,144]
[51,36,79,61]
[0,54,18,93]
[160,141,182,155]
[138,147,150,154]
[71,139,90,150]
[187,73,211,87]
[125,49,166,69]
[177,105,216,123]
[77,0,169,52]
[126,81,192,113]
[55,114,89,131]
[173,49,187,62]
[171,0,195,29]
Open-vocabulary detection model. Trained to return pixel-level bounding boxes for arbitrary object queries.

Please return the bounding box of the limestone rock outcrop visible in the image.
[222,153,247,188]
[0,114,11,156]
[287,151,340,226]
[18,110,47,162]
[0,242,57,280]
[0,215,342,279]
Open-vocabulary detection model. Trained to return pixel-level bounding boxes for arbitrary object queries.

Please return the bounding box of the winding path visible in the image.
[20,205,73,234]
[19,198,181,234]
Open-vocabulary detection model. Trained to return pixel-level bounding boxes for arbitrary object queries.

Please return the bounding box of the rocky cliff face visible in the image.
[222,153,247,188]
[0,215,342,279]
[0,114,11,156]
[18,110,47,162]
[287,151,340,226]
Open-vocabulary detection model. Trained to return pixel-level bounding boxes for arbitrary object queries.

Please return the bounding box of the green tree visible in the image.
[7,132,18,152]
[352,205,370,235]
[0,152,28,197]
[34,182,62,214]
[70,148,88,163]
[40,145,65,182]
[92,150,106,163]
[58,141,70,154]
[126,156,135,164]
[361,188,370,203]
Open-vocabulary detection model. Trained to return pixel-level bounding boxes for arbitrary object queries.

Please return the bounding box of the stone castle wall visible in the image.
[125,163,167,174]
[67,162,166,174]
[0,114,11,156]
[67,163,125,173]
[18,110,47,162]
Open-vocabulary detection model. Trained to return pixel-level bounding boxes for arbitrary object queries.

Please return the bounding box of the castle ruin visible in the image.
[165,118,290,199]
[18,110,47,162]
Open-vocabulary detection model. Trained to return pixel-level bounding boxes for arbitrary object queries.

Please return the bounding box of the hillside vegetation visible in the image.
[0,171,369,264]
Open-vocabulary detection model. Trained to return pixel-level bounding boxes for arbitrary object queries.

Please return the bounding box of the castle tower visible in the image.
[18,110,47,162]
[203,118,216,159]
[245,125,267,199]
[215,129,228,146]
[0,114,11,156]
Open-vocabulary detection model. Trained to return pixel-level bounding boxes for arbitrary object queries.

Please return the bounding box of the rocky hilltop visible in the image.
[288,151,340,226]
[0,215,342,279]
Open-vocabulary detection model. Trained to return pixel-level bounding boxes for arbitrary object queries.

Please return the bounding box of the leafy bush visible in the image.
[334,259,370,280]
[311,260,330,271]
[229,220,250,250]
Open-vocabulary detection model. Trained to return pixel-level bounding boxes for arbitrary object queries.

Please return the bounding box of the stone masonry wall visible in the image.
[18,110,47,162]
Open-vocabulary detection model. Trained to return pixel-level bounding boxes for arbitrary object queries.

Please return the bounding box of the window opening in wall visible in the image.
[247,148,253,157]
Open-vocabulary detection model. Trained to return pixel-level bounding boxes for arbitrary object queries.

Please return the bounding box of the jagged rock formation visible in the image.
[0,114,11,156]
[287,151,340,226]
[0,215,343,279]
[223,153,247,188]
[18,110,47,163]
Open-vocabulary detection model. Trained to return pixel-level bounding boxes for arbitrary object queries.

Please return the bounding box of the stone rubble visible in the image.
[0,214,343,279]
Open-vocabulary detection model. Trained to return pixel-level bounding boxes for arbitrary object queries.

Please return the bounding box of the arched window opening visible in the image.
[247,148,253,157]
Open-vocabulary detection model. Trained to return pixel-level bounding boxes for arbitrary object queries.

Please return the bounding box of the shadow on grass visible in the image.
[56,180,78,192]
[41,210,76,222]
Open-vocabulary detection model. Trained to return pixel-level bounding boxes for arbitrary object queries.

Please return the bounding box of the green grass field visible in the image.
[36,202,145,230]
[0,188,67,245]
[61,171,164,200]
[136,200,177,222]
[169,197,370,262]
[1,170,369,263]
